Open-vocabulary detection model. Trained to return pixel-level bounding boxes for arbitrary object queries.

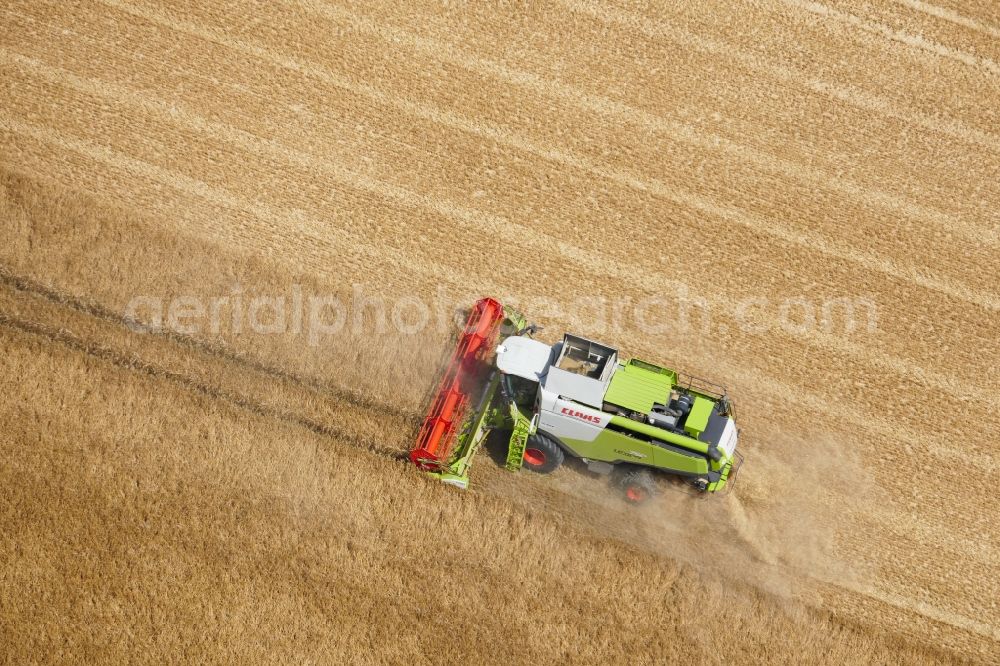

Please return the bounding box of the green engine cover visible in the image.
[684,396,714,437]
[603,359,677,414]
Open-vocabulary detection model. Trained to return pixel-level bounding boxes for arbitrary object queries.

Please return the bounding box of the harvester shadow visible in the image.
[482,428,708,505]
[482,428,514,468]
[482,429,599,478]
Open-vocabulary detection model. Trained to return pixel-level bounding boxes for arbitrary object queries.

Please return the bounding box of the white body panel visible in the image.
[718,418,738,458]
[543,366,610,409]
[537,391,610,443]
[495,336,553,382]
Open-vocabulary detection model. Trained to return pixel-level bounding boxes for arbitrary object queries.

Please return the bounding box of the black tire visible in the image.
[522,432,564,474]
[618,468,656,505]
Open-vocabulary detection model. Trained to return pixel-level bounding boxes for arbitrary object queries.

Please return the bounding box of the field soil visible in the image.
[1,0,998,663]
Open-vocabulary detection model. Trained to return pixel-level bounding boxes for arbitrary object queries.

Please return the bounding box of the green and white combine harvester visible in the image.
[410,298,742,503]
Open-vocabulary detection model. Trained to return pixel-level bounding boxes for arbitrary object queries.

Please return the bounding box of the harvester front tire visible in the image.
[522,433,564,474]
[619,468,656,505]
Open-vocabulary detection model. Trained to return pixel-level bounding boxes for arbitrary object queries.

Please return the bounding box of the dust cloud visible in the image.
[487,432,876,606]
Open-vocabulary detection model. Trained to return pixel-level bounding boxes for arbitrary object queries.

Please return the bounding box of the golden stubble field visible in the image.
[1,0,998,663]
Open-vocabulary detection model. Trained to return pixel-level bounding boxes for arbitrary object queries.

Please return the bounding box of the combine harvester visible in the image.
[410,298,742,503]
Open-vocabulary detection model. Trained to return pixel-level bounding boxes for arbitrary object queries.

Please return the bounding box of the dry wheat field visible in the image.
[1,0,998,663]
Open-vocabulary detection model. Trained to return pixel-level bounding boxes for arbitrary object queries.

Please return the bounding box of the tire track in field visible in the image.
[823,570,995,647]
[0,314,405,458]
[559,0,1000,152]
[0,296,416,463]
[784,0,1000,75]
[5,289,994,653]
[286,0,996,249]
[4,54,997,420]
[0,264,420,424]
[896,0,1000,38]
[4,98,998,469]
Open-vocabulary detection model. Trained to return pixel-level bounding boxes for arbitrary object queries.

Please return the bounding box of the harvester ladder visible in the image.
[504,409,533,472]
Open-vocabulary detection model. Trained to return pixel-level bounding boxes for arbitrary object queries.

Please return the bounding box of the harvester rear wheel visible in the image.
[619,468,656,505]
[522,433,564,474]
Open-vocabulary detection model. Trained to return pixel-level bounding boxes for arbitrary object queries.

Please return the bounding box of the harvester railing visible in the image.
[717,450,746,495]
[674,372,728,401]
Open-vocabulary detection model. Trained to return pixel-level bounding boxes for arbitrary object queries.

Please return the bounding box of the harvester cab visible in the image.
[410,298,742,502]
